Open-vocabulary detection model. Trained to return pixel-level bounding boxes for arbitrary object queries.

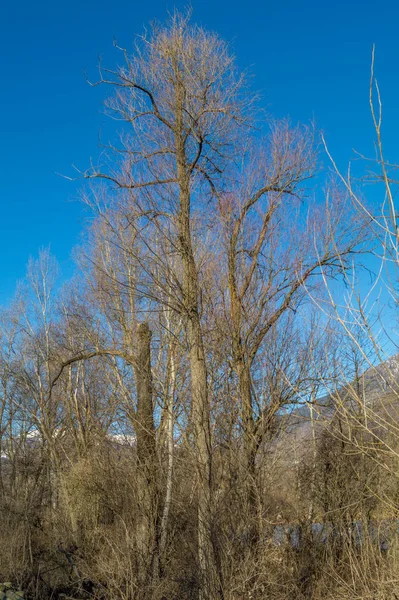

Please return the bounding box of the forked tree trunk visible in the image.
[180,228,221,600]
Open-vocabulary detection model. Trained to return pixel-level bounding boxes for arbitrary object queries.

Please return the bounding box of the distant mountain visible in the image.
[274,353,399,462]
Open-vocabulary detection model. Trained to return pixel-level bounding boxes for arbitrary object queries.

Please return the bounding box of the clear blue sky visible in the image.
[1,0,398,303]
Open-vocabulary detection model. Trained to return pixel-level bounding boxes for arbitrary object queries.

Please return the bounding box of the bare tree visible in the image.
[80,11,253,598]
[213,120,363,541]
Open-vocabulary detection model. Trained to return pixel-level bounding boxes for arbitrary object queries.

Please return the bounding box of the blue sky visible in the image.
[1,0,398,303]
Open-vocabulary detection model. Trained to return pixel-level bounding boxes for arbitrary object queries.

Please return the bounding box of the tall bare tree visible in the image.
[82,11,252,598]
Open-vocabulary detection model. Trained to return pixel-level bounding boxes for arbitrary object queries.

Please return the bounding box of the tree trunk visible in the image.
[237,360,260,543]
[135,322,160,594]
[159,336,176,560]
[188,315,220,599]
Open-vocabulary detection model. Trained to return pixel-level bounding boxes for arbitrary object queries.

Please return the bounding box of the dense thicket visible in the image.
[1,13,399,600]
